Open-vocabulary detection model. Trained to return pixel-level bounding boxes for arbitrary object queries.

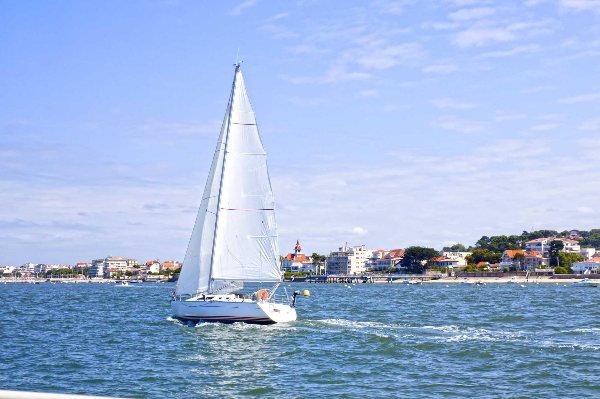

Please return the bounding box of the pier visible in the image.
[288,274,443,283]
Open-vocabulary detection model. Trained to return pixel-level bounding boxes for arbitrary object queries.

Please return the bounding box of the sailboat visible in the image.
[171,63,298,325]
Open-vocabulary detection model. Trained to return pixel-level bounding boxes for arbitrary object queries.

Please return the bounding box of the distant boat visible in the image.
[572,278,599,287]
[402,279,420,285]
[171,64,298,325]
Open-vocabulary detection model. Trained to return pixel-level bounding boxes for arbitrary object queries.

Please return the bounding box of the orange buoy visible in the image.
[256,289,269,301]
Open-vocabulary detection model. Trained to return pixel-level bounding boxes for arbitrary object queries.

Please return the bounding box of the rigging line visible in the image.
[221,208,274,211]
[224,152,266,155]
[208,64,239,292]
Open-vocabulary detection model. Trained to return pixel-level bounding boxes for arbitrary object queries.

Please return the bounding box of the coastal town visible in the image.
[2,229,599,283]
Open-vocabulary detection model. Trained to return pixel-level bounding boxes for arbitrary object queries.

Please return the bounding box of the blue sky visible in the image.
[1,0,599,265]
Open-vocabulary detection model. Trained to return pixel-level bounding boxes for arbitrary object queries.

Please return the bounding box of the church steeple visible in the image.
[294,240,302,255]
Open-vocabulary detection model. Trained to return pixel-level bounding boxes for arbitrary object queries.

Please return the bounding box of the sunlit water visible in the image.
[1,282,599,398]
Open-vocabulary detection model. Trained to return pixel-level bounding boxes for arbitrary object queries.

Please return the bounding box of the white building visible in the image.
[572,261,600,274]
[370,249,405,271]
[526,237,581,255]
[442,251,472,267]
[90,256,138,277]
[281,240,314,273]
[90,259,106,278]
[148,263,161,274]
[525,238,550,255]
[580,247,596,260]
[524,252,549,270]
[326,245,372,275]
[0,265,16,275]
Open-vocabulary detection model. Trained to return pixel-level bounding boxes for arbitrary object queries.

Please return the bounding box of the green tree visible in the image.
[580,229,600,247]
[400,246,440,274]
[311,253,326,263]
[521,230,558,241]
[465,248,501,265]
[549,240,564,267]
[442,243,468,252]
[557,252,583,273]
[475,235,522,253]
[554,266,568,274]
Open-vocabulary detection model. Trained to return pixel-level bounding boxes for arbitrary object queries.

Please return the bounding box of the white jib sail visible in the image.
[175,104,228,296]
[176,65,281,296]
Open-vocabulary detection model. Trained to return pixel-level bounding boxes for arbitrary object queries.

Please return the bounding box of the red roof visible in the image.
[504,250,525,259]
[386,249,405,259]
[284,253,310,263]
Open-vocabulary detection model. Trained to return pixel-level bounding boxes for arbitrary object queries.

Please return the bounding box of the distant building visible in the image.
[46,264,71,271]
[161,260,182,271]
[572,260,600,274]
[90,256,137,278]
[430,257,459,268]
[525,237,580,256]
[370,249,405,271]
[580,248,596,260]
[75,262,91,270]
[557,238,581,253]
[0,265,16,275]
[90,259,106,278]
[500,250,525,269]
[442,251,472,267]
[282,240,314,273]
[523,251,548,270]
[525,238,551,255]
[326,244,372,275]
[149,263,161,274]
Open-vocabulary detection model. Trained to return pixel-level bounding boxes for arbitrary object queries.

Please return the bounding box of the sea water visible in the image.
[0,282,598,398]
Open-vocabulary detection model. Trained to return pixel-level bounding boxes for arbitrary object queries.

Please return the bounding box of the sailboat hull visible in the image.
[171,297,297,325]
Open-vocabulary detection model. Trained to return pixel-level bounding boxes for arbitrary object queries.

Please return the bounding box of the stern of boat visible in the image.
[257,301,297,323]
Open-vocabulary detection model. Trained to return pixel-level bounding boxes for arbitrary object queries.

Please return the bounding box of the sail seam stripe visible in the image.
[225,152,266,155]
[221,208,274,211]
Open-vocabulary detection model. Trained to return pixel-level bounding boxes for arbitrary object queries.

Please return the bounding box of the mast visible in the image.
[207,63,240,293]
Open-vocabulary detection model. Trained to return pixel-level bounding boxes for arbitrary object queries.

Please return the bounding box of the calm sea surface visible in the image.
[0,282,599,398]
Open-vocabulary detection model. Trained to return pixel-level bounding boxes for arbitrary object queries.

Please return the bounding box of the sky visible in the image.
[1,0,600,265]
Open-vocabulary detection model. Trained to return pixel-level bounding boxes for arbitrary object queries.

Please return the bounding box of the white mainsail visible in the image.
[175,65,281,297]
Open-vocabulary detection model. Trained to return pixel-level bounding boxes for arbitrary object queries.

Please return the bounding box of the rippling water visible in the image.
[1,282,599,398]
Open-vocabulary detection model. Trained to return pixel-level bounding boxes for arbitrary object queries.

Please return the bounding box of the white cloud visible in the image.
[448,7,496,21]
[430,98,477,109]
[230,0,257,16]
[352,226,368,236]
[559,92,600,104]
[577,206,594,214]
[375,0,416,15]
[560,0,600,12]
[358,89,379,98]
[578,118,600,131]
[529,123,558,131]
[434,116,486,133]
[452,21,552,48]
[453,26,517,47]
[287,96,327,106]
[422,62,459,73]
[268,12,290,21]
[476,44,540,58]
[285,64,372,85]
[354,41,423,70]
[287,44,326,55]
